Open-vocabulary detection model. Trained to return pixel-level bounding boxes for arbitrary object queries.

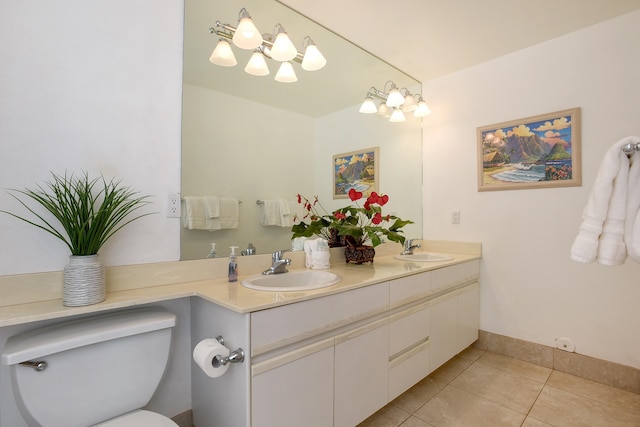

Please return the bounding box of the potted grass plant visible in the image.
[1,171,153,306]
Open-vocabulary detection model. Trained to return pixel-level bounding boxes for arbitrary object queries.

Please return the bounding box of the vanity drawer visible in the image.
[389,339,430,401]
[389,272,431,308]
[430,260,479,293]
[250,282,389,356]
[389,301,430,356]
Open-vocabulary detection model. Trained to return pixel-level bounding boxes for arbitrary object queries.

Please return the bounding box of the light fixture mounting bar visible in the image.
[209,22,305,63]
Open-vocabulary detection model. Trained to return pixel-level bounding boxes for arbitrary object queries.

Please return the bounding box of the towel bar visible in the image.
[622,142,640,156]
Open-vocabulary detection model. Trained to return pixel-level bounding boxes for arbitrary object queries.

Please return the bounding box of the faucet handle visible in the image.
[272,249,290,262]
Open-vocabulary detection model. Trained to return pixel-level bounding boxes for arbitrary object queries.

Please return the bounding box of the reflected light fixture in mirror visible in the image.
[360,80,431,121]
[232,8,263,49]
[275,61,297,82]
[244,51,270,76]
[209,8,326,83]
[270,24,298,61]
[209,39,237,66]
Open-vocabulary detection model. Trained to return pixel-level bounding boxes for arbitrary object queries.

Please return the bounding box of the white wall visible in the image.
[0,0,183,276]
[181,84,316,259]
[422,10,640,368]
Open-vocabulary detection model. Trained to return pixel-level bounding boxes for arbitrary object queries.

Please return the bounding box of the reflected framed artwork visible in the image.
[333,147,379,199]
[477,107,581,191]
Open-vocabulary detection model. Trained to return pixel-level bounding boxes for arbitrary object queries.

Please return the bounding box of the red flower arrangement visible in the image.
[291,189,412,248]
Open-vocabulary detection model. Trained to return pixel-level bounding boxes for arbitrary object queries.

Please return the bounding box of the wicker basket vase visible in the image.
[344,245,375,264]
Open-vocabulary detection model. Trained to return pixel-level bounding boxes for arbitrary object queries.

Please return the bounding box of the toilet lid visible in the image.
[93,410,178,427]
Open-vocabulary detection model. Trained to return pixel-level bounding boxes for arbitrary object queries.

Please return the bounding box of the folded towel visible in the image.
[182,197,209,230]
[277,198,292,227]
[260,198,294,227]
[260,199,280,226]
[625,151,640,261]
[571,136,640,264]
[217,197,240,229]
[205,196,219,218]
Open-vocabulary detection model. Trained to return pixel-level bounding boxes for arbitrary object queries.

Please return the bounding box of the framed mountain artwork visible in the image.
[333,147,379,199]
[477,108,581,191]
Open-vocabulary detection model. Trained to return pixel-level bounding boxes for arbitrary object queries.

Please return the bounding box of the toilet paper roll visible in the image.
[193,338,231,378]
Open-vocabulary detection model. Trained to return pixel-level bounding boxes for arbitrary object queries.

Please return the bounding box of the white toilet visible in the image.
[1,307,179,427]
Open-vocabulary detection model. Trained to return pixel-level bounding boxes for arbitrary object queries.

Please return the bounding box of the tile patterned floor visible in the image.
[358,348,640,427]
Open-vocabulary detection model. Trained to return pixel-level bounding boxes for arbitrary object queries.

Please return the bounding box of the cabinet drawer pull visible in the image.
[335,318,388,345]
[389,338,430,368]
[252,337,334,376]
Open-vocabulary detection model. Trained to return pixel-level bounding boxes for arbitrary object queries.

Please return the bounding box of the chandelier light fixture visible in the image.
[359,81,431,122]
[209,8,327,83]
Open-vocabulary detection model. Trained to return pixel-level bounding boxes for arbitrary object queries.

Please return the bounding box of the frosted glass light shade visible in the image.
[402,94,417,112]
[209,40,237,66]
[275,61,297,82]
[244,52,270,76]
[377,103,389,117]
[359,97,377,114]
[386,87,404,107]
[271,32,298,61]
[301,44,327,71]
[414,101,431,117]
[233,17,263,49]
[389,108,406,122]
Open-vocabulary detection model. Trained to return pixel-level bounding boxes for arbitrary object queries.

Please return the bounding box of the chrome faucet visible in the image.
[262,249,291,275]
[400,239,422,255]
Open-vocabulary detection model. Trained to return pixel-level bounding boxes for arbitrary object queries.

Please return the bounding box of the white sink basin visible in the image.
[241,270,341,292]
[394,252,454,262]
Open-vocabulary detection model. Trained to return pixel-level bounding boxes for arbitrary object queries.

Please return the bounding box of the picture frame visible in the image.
[477,107,581,191]
[333,147,379,199]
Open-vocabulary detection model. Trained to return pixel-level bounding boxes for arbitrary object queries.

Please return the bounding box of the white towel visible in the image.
[277,198,292,227]
[205,196,219,218]
[260,200,280,226]
[217,198,240,229]
[625,151,640,261]
[182,197,208,230]
[260,198,294,227]
[571,136,640,264]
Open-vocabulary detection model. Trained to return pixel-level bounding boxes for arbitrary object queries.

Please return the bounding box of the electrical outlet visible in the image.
[452,210,460,224]
[167,193,181,218]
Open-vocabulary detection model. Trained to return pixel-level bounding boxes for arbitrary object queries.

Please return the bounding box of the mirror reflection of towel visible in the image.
[260,198,294,227]
[182,196,239,230]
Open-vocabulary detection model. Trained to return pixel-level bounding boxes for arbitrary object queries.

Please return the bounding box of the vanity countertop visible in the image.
[0,241,481,328]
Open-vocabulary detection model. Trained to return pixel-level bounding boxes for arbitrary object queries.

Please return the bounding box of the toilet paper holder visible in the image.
[212,335,245,367]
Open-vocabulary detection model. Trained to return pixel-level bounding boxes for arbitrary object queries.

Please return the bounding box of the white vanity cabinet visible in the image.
[193,258,480,427]
[251,341,334,427]
[250,282,390,427]
[429,261,481,372]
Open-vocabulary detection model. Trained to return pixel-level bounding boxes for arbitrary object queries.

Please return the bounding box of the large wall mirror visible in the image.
[181,0,423,259]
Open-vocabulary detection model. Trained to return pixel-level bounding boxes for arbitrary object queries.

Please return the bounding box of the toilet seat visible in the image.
[93,410,178,427]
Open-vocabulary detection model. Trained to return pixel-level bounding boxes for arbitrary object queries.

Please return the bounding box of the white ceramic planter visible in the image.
[63,254,106,306]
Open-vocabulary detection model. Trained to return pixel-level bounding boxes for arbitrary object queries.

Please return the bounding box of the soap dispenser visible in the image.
[206,243,218,258]
[228,246,239,282]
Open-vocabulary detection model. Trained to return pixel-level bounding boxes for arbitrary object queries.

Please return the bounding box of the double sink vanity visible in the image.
[0,240,480,427]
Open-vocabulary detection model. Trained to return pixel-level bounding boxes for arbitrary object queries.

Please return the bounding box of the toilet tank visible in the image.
[1,307,176,427]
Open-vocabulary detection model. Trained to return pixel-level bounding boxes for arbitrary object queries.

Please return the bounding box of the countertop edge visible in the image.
[0,247,481,328]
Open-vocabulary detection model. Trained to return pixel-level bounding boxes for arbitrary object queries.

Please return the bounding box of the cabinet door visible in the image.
[457,282,480,352]
[429,292,458,373]
[334,319,389,427]
[252,340,334,427]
